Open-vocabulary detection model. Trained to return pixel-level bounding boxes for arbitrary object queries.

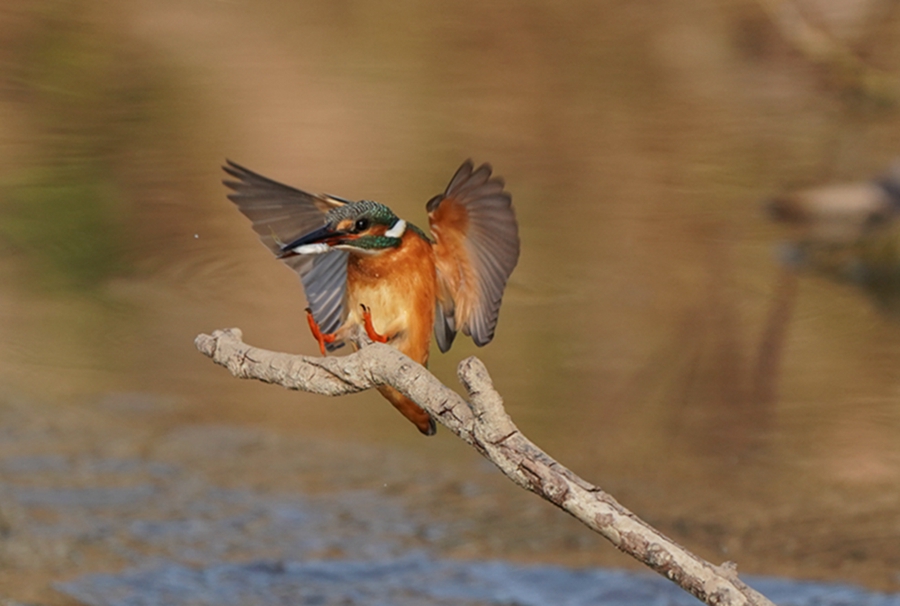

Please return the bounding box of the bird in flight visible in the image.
[223,160,520,435]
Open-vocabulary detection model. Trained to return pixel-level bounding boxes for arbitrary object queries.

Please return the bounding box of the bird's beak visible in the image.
[278,224,347,258]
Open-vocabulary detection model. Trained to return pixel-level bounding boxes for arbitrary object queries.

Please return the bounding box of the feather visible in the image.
[428,160,519,349]
[223,161,350,340]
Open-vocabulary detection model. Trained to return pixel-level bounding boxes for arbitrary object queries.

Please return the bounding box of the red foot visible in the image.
[360,304,388,344]
[306,308,337,356]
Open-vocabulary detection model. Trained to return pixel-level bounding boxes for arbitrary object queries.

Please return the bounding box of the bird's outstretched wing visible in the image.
[427,160,519,352]
[223,160,349,341]
[222,160,345,253]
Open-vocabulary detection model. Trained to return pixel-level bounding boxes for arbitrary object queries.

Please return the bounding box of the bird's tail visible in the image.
[377,385,437,436]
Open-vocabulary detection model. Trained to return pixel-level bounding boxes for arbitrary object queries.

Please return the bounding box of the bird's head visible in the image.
[278,201,408,257]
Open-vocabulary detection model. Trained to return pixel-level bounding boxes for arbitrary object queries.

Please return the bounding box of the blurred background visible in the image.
[1,0,900,604]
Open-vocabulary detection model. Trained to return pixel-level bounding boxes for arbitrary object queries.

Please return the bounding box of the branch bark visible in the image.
[195,328,775,606]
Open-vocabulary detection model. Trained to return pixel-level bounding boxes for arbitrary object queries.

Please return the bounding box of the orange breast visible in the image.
[343,230,437,366]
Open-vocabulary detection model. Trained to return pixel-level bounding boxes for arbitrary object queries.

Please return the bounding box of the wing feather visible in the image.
[285,251,348,349]
[428,160,519,351]
[222,160,343,253]
[223,160,349,341]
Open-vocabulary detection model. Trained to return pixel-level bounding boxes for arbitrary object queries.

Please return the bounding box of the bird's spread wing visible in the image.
[284,250,348,340]
[428,160,519,352]
[223,160,348,345]
[223,160,344,253]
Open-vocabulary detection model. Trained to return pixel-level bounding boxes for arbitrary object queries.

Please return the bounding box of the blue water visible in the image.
[3,428,899,606]
[57,556,900,606]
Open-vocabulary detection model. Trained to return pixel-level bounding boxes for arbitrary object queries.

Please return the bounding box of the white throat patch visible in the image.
[385,219,407,239]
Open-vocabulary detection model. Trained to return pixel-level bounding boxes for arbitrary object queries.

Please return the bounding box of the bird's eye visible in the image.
[354,218,370,232]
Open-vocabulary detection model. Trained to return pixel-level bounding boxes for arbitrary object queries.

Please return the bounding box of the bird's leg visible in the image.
[306,308,337,356]
[360,304,389,344]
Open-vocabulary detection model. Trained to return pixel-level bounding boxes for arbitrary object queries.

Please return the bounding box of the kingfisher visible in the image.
[223,159,520,436]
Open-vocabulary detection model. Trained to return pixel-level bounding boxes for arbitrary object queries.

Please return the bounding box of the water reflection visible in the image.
[1,0,900,601]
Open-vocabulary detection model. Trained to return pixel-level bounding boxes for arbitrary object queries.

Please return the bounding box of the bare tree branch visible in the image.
[195,328,776,606]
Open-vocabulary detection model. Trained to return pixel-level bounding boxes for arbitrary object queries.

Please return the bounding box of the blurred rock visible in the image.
[767,160,900,245]
[767,159,900,308]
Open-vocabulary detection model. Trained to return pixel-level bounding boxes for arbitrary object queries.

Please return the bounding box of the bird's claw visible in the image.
[360,304,389,344]
[306,307,336,356]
